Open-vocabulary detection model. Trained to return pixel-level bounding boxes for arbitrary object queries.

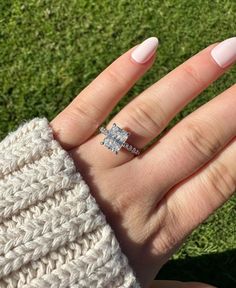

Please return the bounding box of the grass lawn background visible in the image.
[0,1,236,287]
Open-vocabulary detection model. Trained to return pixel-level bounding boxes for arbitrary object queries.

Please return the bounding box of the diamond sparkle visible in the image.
[102,123,129,154]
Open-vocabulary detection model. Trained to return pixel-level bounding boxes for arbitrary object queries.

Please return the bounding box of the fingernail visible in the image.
[211,37,236,68]
[131,37,159,64]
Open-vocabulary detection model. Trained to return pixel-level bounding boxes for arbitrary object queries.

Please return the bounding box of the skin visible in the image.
[48,41,236,288]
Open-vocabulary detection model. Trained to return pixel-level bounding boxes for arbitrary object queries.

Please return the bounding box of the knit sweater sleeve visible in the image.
[0,117,141,288]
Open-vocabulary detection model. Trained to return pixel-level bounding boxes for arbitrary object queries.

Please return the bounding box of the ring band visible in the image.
[99,123,140,155]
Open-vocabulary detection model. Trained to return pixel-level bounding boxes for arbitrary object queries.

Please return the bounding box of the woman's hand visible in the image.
[50,37,236,288]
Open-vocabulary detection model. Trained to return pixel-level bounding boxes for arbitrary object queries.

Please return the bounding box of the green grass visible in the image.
[0,1,236,287]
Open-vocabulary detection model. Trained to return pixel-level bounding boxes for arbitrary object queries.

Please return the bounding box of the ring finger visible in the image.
[50,37,158,150]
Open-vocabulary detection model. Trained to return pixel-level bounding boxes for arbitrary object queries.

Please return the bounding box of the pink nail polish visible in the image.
[131,37,159,64]
[211,37,236,68]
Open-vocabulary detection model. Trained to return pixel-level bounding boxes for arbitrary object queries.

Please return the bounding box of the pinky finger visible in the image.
[149,135,236,262]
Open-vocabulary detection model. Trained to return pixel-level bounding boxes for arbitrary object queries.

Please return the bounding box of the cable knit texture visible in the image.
[0,117,141,288]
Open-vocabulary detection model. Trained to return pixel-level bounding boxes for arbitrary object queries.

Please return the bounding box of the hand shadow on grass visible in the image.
[156,249,236,288]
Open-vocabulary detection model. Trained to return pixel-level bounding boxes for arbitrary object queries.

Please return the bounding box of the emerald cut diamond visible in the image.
[99,123,140,155]
[101,123,129,154]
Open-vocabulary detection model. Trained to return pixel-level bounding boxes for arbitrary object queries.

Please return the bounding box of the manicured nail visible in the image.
[211,37,236,68]
[131,37,159,64]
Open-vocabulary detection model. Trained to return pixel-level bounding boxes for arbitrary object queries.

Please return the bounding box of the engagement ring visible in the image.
[99,123,140,155]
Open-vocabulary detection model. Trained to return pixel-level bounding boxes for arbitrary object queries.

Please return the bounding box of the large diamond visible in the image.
[103,124,129,154]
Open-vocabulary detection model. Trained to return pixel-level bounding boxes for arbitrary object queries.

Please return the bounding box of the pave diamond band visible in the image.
[99,123,140,155]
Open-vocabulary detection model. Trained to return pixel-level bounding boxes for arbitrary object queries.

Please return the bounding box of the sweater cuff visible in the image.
[0,117,141,288]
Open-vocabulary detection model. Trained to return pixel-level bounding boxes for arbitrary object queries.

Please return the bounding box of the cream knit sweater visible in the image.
[0,117,141,288]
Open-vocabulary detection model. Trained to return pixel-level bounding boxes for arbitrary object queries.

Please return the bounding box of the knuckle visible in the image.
[106,68,129,87]
[148,201,180,256]
[160,228,180,254]
[70,98,101,129]
[202,160,236,202]
[112,182,137,214]
[182,63,207,87]
[128,100,167,137]
[114,193,131,214]
[151,224,180,255]
[180,120,223,161]
[114,186,142,214]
